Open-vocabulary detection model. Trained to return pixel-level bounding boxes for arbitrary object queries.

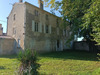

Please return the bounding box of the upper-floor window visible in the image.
[35,22,38,32]
[13,28,16,34]
[46,25,49,33]
[35,10,38,16]
[13,14,16,20]
[46,14,48,20]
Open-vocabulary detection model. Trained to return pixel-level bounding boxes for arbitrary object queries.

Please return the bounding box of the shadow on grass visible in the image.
[0,66,5,70]
[0,50,99,61]
[0,54,17,59]
[39,50,99,61]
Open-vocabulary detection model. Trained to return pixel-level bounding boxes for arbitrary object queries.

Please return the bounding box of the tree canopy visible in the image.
[83,0,100,45]
[44,0,100,45]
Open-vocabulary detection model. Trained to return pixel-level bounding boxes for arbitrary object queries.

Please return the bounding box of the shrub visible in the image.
[18,49,40,75]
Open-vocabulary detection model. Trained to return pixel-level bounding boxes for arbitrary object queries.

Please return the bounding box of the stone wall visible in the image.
[0,36,15,55]
[73,41,89,51]
[7,3,25,52]
[7,2,71,54]
[24,2,64,53]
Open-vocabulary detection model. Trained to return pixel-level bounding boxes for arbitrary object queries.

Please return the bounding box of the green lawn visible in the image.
[0,51,100,75]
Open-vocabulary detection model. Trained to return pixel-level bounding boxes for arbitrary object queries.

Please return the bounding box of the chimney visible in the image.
[0,24,1,27]
[0,24,3,35]
[19,0,23,3]
[38,0,44,10]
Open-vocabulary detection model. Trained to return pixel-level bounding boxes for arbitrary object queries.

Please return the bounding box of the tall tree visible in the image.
[44,0,92,40]
[82,0,100,45]
[44,0,100,51]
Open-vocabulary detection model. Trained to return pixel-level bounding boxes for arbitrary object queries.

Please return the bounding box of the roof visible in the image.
[8,1,61,19]
[24,2,61,18]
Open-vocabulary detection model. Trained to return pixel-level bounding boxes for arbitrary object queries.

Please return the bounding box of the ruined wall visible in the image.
[0,37,15,55]
[73,41,89,51]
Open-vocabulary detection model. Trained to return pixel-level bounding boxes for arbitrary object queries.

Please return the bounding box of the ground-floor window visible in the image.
[18,39,20,48]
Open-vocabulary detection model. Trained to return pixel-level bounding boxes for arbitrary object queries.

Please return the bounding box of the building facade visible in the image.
[7,0,71,53]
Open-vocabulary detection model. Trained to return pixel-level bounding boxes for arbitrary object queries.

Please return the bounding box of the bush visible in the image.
[18,49,40,75]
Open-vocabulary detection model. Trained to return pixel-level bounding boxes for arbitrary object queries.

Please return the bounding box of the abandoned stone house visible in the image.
[0,0,71,55]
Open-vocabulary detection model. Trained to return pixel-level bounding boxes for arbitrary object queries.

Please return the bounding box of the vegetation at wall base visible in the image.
[17,49,40,75]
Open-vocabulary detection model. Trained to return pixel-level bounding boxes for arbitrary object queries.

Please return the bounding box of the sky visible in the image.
[0,0,61,33]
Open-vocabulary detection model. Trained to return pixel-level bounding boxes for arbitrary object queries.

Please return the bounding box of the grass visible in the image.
[0,50,100,75]
[0,55,19,75]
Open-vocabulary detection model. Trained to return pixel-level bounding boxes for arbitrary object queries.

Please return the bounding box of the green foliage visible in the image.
[0,55,18,75]
[82,0,100,44]
[44,0,93,40]
[97,53,100,61]
[18,49,40,75]
[92,68,100,75]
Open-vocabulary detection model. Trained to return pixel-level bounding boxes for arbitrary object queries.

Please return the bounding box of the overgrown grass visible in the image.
[0,51,100,75]
[0,55,19,75]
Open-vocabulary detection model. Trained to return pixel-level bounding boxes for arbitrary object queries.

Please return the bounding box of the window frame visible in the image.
[17,39,20,48]
[35,22,38,32]
[35,10,38,16]
[13,28,16,34]
[46,25,49,33]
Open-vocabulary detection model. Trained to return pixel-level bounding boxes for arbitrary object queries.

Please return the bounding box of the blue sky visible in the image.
[0,0,61,33]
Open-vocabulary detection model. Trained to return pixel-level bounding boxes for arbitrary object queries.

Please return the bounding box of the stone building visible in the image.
[7,0,71,53]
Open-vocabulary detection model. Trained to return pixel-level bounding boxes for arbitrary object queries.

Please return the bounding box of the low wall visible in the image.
[0,36,15,55]
[73,41,89,51]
